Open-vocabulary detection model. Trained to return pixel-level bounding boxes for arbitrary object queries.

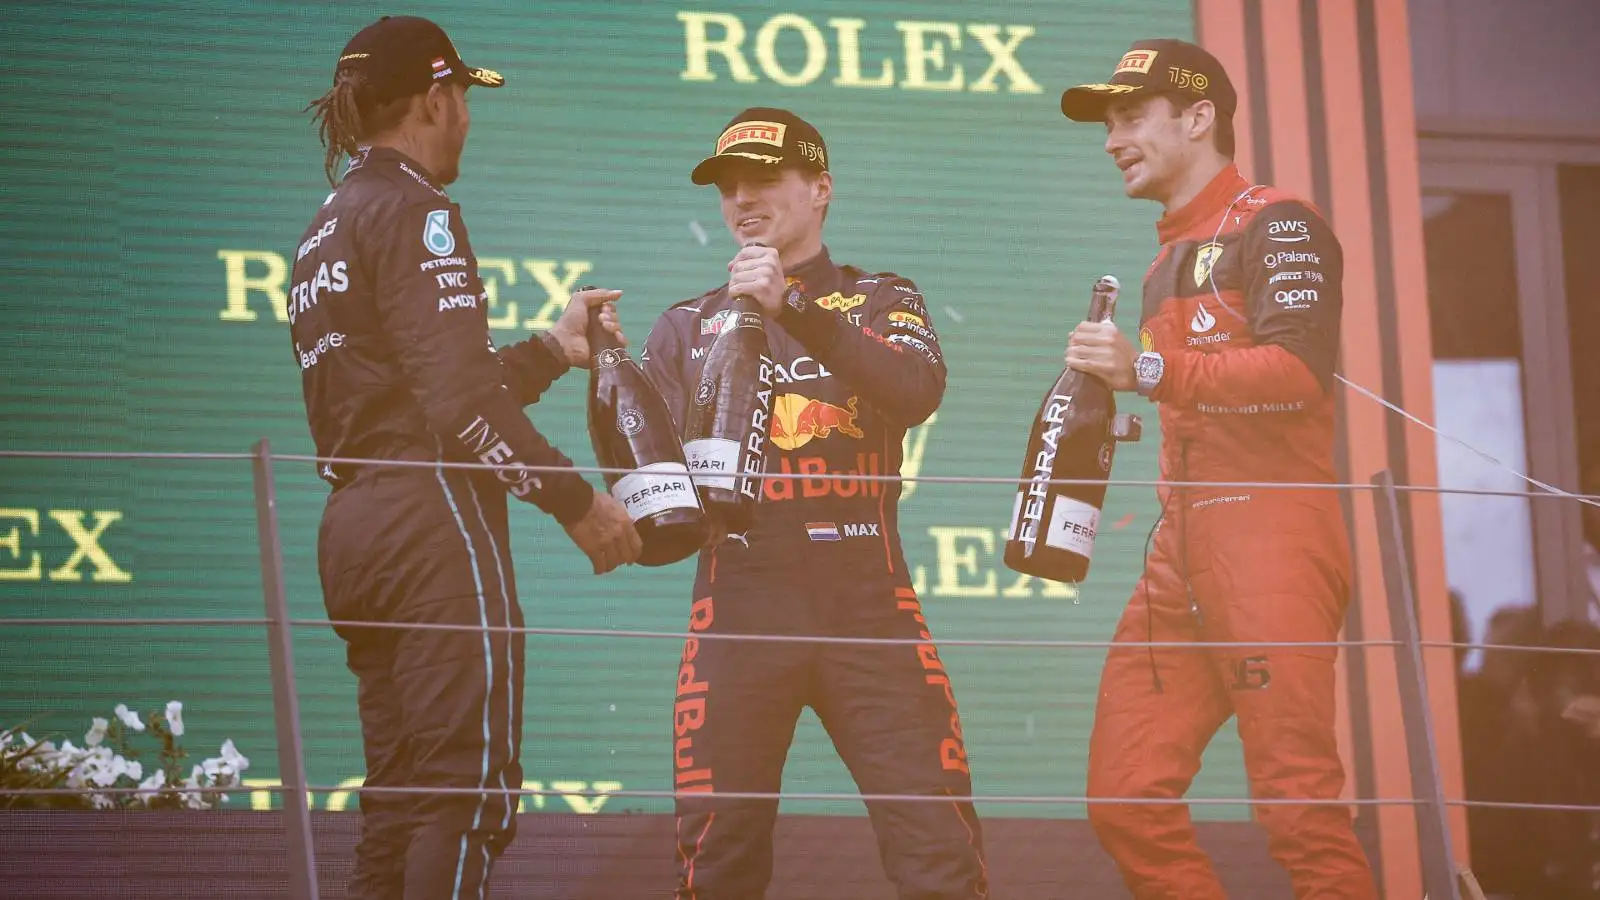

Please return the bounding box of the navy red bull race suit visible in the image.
[1084,163,1378,898]
[643,248,989,899]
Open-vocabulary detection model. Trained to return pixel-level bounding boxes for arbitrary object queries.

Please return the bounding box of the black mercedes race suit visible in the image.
[288,145,594,900]
[642,247,988,899]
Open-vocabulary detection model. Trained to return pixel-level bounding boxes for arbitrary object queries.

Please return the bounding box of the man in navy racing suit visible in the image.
[642,106,989,900]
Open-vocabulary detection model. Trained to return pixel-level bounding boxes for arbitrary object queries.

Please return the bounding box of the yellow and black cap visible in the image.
[1060,38,1237,123]
[690,107,829,185]
[335,15,505,103]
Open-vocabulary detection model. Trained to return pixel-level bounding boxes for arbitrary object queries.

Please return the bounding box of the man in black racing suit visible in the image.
[642,106,988,900]
[290,15,639,899]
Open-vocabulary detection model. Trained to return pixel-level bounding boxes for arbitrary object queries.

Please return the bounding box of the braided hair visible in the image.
[303,69,412,187]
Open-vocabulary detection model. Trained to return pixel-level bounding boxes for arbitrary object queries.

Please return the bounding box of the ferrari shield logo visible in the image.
[1193,241,1224,287]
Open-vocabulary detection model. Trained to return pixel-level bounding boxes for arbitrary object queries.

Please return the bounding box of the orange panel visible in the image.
[1258,0,1314,200]
[1371,0,1470,862]
[1194,0,1255,181]
[1316,0,1424,896]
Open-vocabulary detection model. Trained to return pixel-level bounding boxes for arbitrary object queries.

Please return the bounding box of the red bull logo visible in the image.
[769,393,864,451]
[763,453,883,502]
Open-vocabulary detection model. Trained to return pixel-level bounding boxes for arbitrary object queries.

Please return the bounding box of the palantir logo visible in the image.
[423,209,456,257]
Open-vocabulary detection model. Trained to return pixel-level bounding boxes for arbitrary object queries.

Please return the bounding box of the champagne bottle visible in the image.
[680,242,776,536]
[1002,275,1142,584]
[586,301,708,566]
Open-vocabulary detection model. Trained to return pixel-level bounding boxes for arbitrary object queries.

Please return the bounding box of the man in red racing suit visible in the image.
[1059,39,1379,898]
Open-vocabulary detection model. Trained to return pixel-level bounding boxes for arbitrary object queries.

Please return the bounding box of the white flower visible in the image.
[136,769,167,805]
[163,701,184,737]
[84,717,109,747]
[113,704,145,732]
[90,793,115,810]
[219,739,249,774]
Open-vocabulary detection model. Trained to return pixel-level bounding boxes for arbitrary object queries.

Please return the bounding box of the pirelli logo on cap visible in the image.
[717,121,787,154]
[1114,50,1158,75]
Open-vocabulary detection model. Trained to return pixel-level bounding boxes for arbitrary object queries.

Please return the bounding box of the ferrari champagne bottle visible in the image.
[680,243,776,535]
[586,302,707,566]
[1003,275,1141,583]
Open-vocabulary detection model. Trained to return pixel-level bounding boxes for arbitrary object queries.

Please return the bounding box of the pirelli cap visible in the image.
[1060,38,1237,123]
[690,107,830,185]
[335,15,505,103]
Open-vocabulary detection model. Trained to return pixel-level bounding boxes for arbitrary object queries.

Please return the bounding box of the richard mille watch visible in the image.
[1134,351,1165,398]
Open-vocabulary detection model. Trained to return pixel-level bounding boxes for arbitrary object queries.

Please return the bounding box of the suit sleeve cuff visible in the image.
[544,472,595,527]
[535,330,574,375]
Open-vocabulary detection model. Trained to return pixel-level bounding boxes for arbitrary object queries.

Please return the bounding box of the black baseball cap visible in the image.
[690,107,829,185]
[1060,38,1237,123]
[335,15,505,103]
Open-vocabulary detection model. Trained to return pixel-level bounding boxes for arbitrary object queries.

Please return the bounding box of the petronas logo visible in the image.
[423,209,456,257]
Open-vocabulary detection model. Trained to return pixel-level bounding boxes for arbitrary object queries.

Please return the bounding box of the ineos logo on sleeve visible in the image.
[423,209,456,256]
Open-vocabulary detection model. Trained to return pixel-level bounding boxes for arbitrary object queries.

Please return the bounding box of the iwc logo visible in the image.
[617,408,645,436]
[694,378,716,407]
[596,348,625,369]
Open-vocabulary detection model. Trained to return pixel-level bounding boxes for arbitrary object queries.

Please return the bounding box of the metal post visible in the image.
[1371,469,1459,900]
[252,438,320,900]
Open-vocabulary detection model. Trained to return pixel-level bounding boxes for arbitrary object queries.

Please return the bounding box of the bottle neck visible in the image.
[1088,295,1117,323]
[587,306,623,355]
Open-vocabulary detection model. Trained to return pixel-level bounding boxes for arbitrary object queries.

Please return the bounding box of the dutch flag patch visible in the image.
[805,522,841,542]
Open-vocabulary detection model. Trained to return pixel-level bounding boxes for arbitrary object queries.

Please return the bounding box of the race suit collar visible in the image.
[783,245,838,294]
[1156,162,1248,244]
[347,145,447,195]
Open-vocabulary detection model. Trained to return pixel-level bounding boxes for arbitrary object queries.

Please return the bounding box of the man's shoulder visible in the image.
[837,265,921,299]
[1241,185,1332,231]
[665,283,727,315]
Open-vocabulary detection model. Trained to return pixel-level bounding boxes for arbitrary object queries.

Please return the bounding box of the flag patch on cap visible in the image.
[805,522,841,542]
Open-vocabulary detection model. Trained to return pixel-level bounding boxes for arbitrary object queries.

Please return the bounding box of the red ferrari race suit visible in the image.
[1084,163,1379,899]
[642,247,988,899]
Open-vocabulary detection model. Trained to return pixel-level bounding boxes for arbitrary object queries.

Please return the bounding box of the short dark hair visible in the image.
[304,72,416,187]
[1162,91,1236,159]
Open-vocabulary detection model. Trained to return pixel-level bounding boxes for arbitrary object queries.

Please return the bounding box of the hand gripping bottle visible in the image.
[586,301,708,565]
[1003,275,1142,584]
[680,243,776,536]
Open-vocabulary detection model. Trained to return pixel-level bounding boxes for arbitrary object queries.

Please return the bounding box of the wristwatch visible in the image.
[1134,351,1165,398]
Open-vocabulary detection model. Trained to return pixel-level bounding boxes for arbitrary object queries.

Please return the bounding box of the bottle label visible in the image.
[683,438,740,491]
[1044,496,1100,557]
[612,462,701,521]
